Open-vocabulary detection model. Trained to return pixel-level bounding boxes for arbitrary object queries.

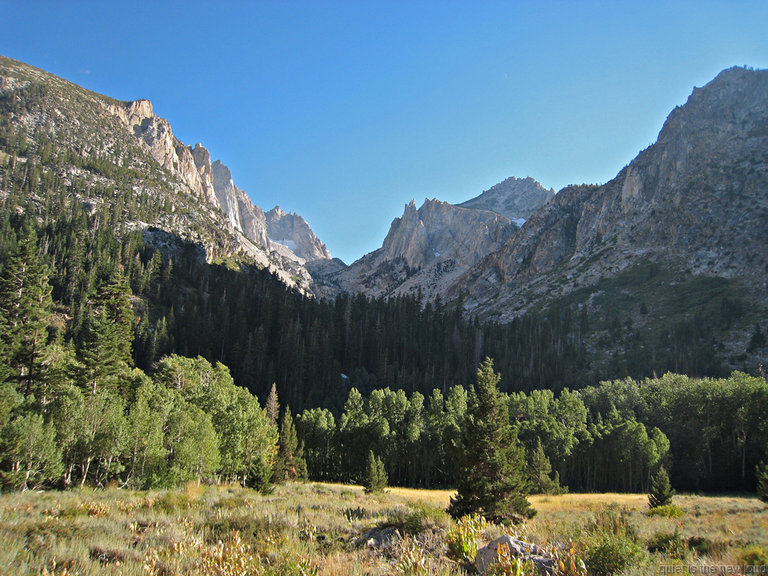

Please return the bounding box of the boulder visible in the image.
[475,535,554,575]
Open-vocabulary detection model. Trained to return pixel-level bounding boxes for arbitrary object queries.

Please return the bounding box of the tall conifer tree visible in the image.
[78,271,134,395]
[273,406,307,482]
[448,358,535,523]
[0,220,52,397]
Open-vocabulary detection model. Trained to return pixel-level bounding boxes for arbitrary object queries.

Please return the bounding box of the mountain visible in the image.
[2,53,766,383]
[309,197,518,299]
[0,55,328,294]
[308,179,553,300]
[452,66,768,371]
[458,176,555,225]
[266,206,332,262]
[311,65,768,375]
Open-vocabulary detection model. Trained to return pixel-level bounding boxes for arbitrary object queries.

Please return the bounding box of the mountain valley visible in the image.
[1,55,767,391]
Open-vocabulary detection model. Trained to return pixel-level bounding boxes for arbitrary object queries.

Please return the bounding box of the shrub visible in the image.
[739,545,768,567]
[446,514,487,565]
[686,536,729,558]
[587,505,637,540]
[646,530,688,559]
[386,502,450,535]
[584,505,646,576]
[154,490,193,513]
[646,504,684,518]
[585,533,646,576]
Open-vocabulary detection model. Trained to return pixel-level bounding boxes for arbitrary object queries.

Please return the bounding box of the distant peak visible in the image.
[457,175,554,221]
[211,159,233,181]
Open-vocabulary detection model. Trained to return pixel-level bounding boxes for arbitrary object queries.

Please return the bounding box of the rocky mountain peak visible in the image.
[266,206,331,262]
[311,194,516,300]
[0,55,328,295]
[107,97,221,209]
[458,176,554,223]
[453,66,768,328]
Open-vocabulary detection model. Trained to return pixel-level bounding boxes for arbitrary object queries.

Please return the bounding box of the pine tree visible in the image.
[77,272,134,395]
[95,271,134,367]
[363,450,387,494]
[648,465,675,509]
[448,358,535,523]
[0,220,53,397]
[528,438,564,495]
[266,383,279,427]
[273,406,308,483]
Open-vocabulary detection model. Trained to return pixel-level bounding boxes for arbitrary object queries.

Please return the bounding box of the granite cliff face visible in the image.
[0,55,327,294]
[209,158,270,250]
[266,206,331,262]
[309,197,517,299]
[458,176,555,225]
[309,175,553,300]
[454,67,768,329]
[109,99,220,209]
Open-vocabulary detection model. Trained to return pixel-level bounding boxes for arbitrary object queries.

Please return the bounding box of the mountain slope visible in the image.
[309,177,554,300]
[266,206,332,262]
[458,176,555,224]
[0,55,327,294]
[309,198,517,299]
[454,66,768,371]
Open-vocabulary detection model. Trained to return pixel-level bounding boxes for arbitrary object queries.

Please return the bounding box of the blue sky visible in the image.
[3,1,768,263]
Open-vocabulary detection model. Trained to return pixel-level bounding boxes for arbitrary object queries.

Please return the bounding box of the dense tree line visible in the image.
[1,211,766,495]
[0,220,277,490]
[2,138,767,496]
[295,370,768,493]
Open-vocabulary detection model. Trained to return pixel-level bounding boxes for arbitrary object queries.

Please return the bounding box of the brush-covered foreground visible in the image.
[1,483,766,575]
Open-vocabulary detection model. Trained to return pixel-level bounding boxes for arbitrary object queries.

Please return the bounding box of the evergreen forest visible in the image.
[0,73,767,498]
[0,195,767,495]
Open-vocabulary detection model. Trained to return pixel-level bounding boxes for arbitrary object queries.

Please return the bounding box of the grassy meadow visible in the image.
[1,483,766,575]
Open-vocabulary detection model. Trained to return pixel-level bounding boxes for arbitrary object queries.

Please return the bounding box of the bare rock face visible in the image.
[211,160,271,250]
[310,198,515,300]
[189,143,218,211]
[459,176,555,224]
[110,99,220,209]
[0,55,324,295]
[454,66,768,321]
[266,206,331,262]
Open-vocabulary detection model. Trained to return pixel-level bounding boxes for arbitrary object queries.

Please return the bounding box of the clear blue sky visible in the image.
[3,1,768,263]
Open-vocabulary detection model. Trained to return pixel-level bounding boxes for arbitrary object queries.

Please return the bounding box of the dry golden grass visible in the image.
[1,484,766,575]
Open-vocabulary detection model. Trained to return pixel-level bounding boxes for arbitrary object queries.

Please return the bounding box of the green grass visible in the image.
[1,484,766,575]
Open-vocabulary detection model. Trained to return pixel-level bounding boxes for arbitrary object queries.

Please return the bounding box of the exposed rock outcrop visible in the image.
[459,176,555,224]
[0,55,323,295]
[211,159,271,250]
[454,66,768,322]
[310,198,515,300]
[109,100,220,209]
[267,206,331,262]
[475,536,555,575]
